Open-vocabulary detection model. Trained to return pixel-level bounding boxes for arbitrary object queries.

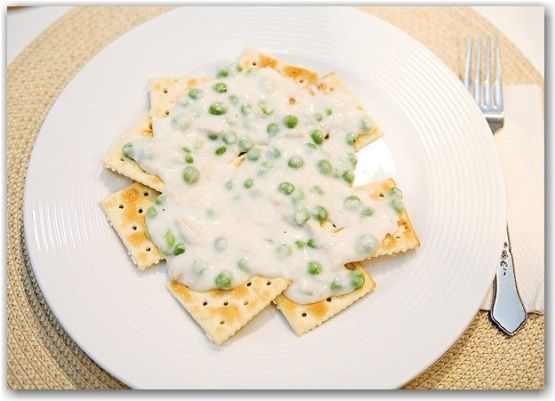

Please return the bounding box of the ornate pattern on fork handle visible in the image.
[490,226,527,335]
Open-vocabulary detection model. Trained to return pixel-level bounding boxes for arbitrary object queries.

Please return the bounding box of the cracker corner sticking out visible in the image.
[168,276,290,345]
[364,179,421,257]
[101,113,164,192]
[100,182,163,270]
[149,76,212,119]
[315,72,382,150]
[273,267,375,336]
[238,47,320,85]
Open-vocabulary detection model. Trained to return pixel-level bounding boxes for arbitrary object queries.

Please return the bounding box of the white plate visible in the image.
[24,6,506,389]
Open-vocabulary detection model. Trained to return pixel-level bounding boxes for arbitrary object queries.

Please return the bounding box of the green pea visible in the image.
[228,95,240,105]
[317,159,332,175]
[185,155,194,164]
[171,114,189,130]
[244,178,254,189]
[183,166,200,184]
[307,239,317,249]
[225,180,234,190]
[278,182,295,195]
[188,88,202,100]
[388,187,403,199]
[221,131,236,145]
[182,146,191,153]
[283,115,298,128]
[325,107,333,116]
[208,132,219,141]
[295,240,306,249]
[312,206,328,222]
[276,244,292,258]
[291,188,305,204]
[314,113,323,122]
[122,143,134,159]
[346,152,358,167]
[330,280,342,291]
[310,129,325,145]
[342,170,355,184]
[165,230,176,248]
[390,198,405,214]
[266,147,281,159]
[215,271,232,289]
[240,104,251,115]
[305,142,317,152]
[344,195,362,210]
[258,100,274,115]
[360,117,372,132]
[216,68,229,78]
[288,156,304,169]
[237,258,249,271]
[294,208,310,226]
[346,132,359,146]
[213,82,227,93]
[258,161,274,176]
[361,207,374,217]
[351,271,365,289]
[247,147,261,161]
[267,123,279,136]
[173,243,186,256]
[307,261,322,275]
[146,207,158,218]
[311,185,324,195]
[238,137,254,153]
[214,237,227,251]
[357,234,378,256]
[209,103,227,115]
[215,146,227,155]
[155,194,167,205]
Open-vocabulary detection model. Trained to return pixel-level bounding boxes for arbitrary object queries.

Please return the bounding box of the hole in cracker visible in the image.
[143,192,149,197]
[247,282,252,287]
[298,79,304,84]
[252,61,257,66]
[120,158,124,162]
[325,133,330,140]
[243,300,249,306]
[220,320,225,325]
[132,226,137,231]
[163,89,168,94]
[266,281,271,286]
[165,111,169,116]
[379,193,384,198]
[119,205,124,209]
[223,301,228,306]
[326,297,332,302]
[289,97,296,105]
[203,301,208,306]
[301,312,307,317]
[138,208,143,214]
[146,247,151,252]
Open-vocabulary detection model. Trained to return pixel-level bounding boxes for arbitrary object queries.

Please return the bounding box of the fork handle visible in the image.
[490,226,527,335]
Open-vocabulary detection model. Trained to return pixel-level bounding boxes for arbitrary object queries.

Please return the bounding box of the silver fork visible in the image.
[464,36,527,335]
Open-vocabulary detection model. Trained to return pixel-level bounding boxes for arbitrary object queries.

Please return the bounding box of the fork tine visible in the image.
[474,36,482,105]
[464,37,473,91]
[494,37,503,111]
[484,36,492,107]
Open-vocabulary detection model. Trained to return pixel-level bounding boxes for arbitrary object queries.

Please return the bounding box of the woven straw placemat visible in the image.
[7,6,544,390]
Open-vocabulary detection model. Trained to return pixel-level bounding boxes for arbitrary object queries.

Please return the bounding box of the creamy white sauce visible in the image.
[125,67,404,304]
